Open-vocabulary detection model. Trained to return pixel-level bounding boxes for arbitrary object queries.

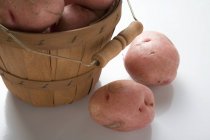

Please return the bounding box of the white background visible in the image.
[1,0,210,140]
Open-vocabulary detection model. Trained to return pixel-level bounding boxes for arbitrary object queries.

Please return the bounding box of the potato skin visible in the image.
[64,0,114,10]
[0,0,64,32]
[51,4,99,31]
[124,31,180,86]
[89,80,155,132]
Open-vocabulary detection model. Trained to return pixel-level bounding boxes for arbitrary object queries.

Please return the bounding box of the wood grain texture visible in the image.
[23,50,52,81]
[0,44,27,78]
[54,44,83,80]
[53,86,76,105]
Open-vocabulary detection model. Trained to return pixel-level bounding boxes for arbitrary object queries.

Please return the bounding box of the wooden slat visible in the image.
[53,86,76,105]
[0,42,10,71]
[0,43,32,103]
[0,55,6,70]
[49,50,58,80]
[23,50,54,106]
[3,79,31,104]
[0,44,27,78]
[77,41,96,75]
[30,89,54,106]
[74,75,92,101]
[55,44,83,80]
[25,52,53,106]
[23,50,52,81]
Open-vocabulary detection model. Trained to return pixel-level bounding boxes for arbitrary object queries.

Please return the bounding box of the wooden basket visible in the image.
[0,0,143,106]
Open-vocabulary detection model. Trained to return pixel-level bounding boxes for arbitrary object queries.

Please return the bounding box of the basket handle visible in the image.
[92,21,143,67]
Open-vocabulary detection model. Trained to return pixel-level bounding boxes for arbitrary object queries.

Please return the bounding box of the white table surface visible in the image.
[1,0,210,140]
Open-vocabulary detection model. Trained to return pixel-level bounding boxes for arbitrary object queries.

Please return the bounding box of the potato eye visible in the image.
[105,94,110,101]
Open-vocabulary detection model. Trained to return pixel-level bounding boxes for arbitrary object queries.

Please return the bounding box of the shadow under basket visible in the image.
[0,0,143,107]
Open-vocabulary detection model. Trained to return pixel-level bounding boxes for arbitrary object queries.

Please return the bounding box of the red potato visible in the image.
[64,0,114,10]
[52,4,102,31]
[0,0,64,32]
[124,31,180,86]
[89,80,155,132]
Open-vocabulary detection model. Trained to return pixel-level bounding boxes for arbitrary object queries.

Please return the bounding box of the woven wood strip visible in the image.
[0,67,98,90]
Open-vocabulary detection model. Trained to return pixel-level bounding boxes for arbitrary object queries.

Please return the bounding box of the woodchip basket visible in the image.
[0,0,143,107]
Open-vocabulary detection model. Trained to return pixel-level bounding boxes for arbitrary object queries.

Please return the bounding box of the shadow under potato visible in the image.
[150,84,174,116]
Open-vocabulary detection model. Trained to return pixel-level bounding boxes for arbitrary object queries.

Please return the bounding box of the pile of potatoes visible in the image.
[0,0,114,32]
[89,31,180,132]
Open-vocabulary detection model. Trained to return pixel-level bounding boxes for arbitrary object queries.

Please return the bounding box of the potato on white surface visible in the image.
[124,31,180,86]
[89,80,155,132]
